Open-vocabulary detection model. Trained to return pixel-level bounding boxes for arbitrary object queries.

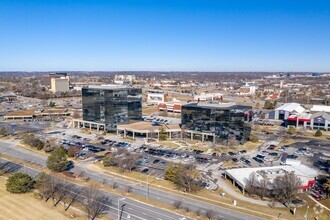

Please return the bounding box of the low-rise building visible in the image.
[147,90,167,104]
[193,93,223,102]
[266,102,306,121]
[224,163,317,194]
[158,101,182,113]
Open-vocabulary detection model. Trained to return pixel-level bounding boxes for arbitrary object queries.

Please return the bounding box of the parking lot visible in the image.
[39,126,330,194]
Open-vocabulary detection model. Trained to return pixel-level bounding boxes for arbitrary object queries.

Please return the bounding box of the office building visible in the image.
[50,73,70,93]
[181,102,252,143]
[82,85,142,131]
[147,89,167,104]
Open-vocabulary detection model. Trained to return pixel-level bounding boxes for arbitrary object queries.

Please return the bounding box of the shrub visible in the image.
[315,130,323,137]
[288,126,296,135]
[249,134,259,143]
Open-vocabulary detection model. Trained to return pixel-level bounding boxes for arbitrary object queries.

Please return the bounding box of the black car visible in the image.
[141,168,149,174]
[232,158,238,162]
[153,159,160,164]
[288,154,298,159]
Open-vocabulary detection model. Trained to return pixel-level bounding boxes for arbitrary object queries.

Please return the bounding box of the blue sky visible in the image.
[0,0,330,72]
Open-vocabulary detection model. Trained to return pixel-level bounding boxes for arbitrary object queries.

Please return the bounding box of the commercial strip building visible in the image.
[3,109,71,120]
[0,94,17,102]
[224,161,318,194]
[158,100,182,113]
[181,102,252,143]
[82,85,142,132]
[266,103,330,130]
[193,93,223,102]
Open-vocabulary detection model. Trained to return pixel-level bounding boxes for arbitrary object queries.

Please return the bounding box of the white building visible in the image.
[147,90,167,104]
[239,82,257,95]
[310,105,330,114]
[193,93,223,102]
[224,163,317,194]
[114,75,136,84]
[266,102,306,121]
[50,76,69,93]
[305,112,330,131]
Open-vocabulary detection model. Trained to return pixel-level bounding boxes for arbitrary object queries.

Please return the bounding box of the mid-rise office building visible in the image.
[82,85,142,131]
[181,102,252,143]
[50,73,70,93]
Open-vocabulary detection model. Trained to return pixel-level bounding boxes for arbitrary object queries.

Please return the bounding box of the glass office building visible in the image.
[181,102,252,144]
[82,85,142,131]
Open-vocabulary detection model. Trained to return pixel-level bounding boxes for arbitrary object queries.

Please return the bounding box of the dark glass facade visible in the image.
[82,86,142,131]
[181,103,251,143]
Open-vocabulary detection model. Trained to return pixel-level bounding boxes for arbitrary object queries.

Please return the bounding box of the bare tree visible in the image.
[125,185,133,193]
[76,169,85,178]
[173,164,202,193]
[245,172,258,195]
[257,176,270,200]
[173,200,182,209]
[65,185,81,211]
[272,171,302,206]
[83,186,110,220]
[35,173,60,202]
[111,181,119,189]
[184,206,190,213]
[205,209,216,220]
[53,183,68,206]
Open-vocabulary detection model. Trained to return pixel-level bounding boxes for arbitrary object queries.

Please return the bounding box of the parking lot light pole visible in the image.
[118,198,125,220]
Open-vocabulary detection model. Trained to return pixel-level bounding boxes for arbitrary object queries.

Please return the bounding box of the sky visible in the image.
[0,0,330,72]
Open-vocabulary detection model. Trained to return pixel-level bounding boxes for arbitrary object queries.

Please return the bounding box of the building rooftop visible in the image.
[225,163,318,189]
[86,84,133,90]
[310,105,330,113]
[311,111,330,121]
[5,110,35,117]
[275,102,306,114]
[183,101,251,111]
[117,121,181,132]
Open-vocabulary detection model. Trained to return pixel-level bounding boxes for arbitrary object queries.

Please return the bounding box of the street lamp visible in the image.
[117,198,125,220]
[146,171,153,200]
[304,206,309,220]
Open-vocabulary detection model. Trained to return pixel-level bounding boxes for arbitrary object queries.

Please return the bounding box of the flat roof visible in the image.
[183,101,251,111]
[117,121,181,132]
[86,84,133,90]
[5,110,35,117]
[225,163,318,189]
[311,105,330,113]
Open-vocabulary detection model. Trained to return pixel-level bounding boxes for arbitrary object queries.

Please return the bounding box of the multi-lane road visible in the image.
[0,140,264,220]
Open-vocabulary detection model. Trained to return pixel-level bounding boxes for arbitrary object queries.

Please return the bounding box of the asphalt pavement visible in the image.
[0,140,264,220]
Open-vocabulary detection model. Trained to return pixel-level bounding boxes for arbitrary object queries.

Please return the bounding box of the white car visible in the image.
[304,152,314,157]
[264,157,271,162]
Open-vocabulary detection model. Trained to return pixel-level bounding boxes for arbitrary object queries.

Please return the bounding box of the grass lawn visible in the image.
[320,198,330,209]
[0,178,81,220]
[91,163,329,220]
[157,141,181,148]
